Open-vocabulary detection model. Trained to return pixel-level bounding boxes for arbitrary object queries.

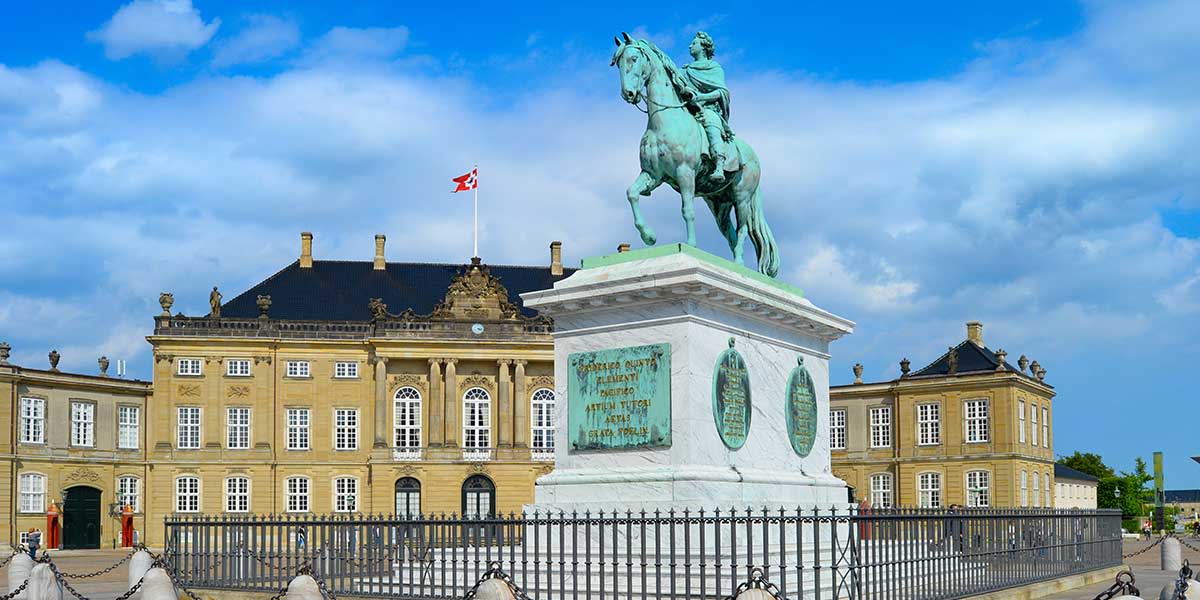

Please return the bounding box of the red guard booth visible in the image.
[120,504,135,548]
[857,498,873,540]
[46,502,61,549]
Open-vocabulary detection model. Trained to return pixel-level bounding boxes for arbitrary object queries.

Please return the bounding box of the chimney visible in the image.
[550,241,563,276]
[966,321,983,346]
[374,234,387,270]
[300,232,314,268]
[617,243,631,253]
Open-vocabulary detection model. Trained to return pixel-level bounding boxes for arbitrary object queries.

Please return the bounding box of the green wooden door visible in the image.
[63,486,102,549]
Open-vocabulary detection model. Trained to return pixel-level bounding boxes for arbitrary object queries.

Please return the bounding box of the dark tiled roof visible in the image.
[910,339,1044,385]
[221,260,574,321]
[1054,463,1100,483]
[1166,490,1200,503]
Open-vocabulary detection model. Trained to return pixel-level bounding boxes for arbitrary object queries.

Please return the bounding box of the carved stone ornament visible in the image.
[470,462,490,474]
[460,374,493,392]
[1018,354,1029,374]
[65,468,100,482]
[254,355,272,365]
[946,347,958,376]
[256,295,272,318]
[227,385,251,398]
[852,363,864,385]
[159,292,174,316]
[530,375,555,389]
[399,464,418,475]
[0,341,9,365]
[48,349,61,371]
[155,353,175,364]
[98,356,110,376]
[994,348,1007,372]
[389,374,427,392]
[900,357,911,378]
[538,464,554,476]
[178,384,201,397]
[368,298,389,320]
[435,258,523,321]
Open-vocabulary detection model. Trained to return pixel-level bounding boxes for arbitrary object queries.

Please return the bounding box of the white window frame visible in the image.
[869,406,891,449]
[286,408,310,451]
[829,409,846,450]
[18,473,46,513]
[918,472,941,509]
[285,476,310,513]
[285,361,310,378]
[177,406,202,449]
[869,473,893,509]
[177,358,203,376]
[334,408,358,451]
[227,407,251,450]
[1032,471,1041,508]
[334,476,359,513]
[1042,406,1049,449]
[964,399,989,443]
[1021,470,1029,507]
[531,388,556,460]
[20,397,45,444]
[462,387,492,458]
[175,476,200,513]
[71,401,95,447]
[917,403,940,446]
[118,476,140,513]
[1018,399,1026,443]
[966,470,990,508]
[226,359,251,377]
[393,387,422,459]
[118,405,140,449]
[225,477,250,513]
[1044,473,1051,507]
[1031,403,1039,446]
[334,361,358,379]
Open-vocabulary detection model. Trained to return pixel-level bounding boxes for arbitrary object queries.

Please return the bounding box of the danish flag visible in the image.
[452,168,478,192]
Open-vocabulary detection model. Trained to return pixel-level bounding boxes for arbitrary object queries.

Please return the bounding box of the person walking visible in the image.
[26,527,41,559]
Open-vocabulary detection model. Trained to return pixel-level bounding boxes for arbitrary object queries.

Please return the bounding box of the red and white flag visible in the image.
[452,168,478,192]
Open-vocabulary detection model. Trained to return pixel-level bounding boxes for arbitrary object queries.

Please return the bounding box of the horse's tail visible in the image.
[748,188,780,278]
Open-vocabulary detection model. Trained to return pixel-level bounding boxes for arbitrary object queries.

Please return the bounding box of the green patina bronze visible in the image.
[712,338,751,449]
[568,343,672,451]
[785,355,818,457]
[611,31,781,278]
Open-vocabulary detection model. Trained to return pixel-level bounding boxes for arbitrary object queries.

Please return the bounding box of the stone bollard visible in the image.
[285,574,323,600]
[1158,579,1200,600]
[735,588,776,600]
[128,550,154,591]
[139,568,176,600]
[26,563,63,600]
[1162,538,1183,572]
[470,578,516,600]
[7,553,33,600]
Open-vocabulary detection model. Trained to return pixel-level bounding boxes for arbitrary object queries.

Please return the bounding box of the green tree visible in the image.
[1058,452,1115,479]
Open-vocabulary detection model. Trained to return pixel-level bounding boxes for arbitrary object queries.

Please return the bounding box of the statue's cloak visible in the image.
[682,60,730,120]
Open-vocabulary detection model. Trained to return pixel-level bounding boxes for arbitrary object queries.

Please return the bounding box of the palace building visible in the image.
[1,347,151,549]
[830,321,1057,509]
[139,233,571,546]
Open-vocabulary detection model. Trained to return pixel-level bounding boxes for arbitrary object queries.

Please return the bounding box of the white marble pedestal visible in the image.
[521,244,855,513]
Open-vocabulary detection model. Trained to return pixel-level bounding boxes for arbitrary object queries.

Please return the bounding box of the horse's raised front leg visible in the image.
[626,171,660,246]
[676,165,697,246]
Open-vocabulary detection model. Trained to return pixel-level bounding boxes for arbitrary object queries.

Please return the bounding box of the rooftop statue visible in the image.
[612,31,780,277]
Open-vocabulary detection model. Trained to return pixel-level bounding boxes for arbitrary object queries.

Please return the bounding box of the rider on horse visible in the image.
[680,32,735,183]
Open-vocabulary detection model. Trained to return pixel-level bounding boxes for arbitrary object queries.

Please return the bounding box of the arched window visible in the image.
[225,477,250,513]
[966,470,990,507]
[461,475,495,519]
[285,476,310,513]
[118,476,140,513]
[463,387,492,454]
[18,473,46,513]
[175,476,200,513]
[396,478,421,517]
[1032,471,1041,508]
[531,388,556,460]
[869,473,893,509]
[393,387,422,458]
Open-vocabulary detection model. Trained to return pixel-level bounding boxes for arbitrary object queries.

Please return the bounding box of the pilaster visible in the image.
[513,360,528,449]
[497,359,512,449]
[373,357,388,448]
[428,359,444,447]
[443,358,458,448]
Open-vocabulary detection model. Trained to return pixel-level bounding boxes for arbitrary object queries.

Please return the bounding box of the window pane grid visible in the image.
[966,470,990,507]
[225,477,250,513]
[829,409,846,450]
[227,407,251,449]
[1018,399,1026,443]
[335,409,358,450]
[19,474,46,513]
[118,477,140,512]
[71,402,95,446]
[918,472,941,508]
[965,400,989,443]
[463,388,491,450]
[21,398,45,444]
[870,407,891,448]
[286,477,309,512]
[917,404,940,445]
[286,361,310,377]
[1042,407,1049,448]
[177,359,202,376]
[176,477,200,513]
[286,409,310,450]
[178,407,201,449]
[334,477,358,513]
[335,362,358,378]
[226,359,251,377]
[1031,403,1039,446]
[869,473,893,509]
[118,406,139,449]
[393,387,421,449]
[531,389,556,452]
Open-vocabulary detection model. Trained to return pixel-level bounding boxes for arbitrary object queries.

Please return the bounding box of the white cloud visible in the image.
[88,0,220,60]
[305,26,410,62]
[211,15,300,68]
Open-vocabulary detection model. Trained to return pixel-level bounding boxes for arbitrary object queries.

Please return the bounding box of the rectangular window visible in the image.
[964,399,989,443]
[1018,399,1026,443]
[334,477,358,513]
[71,402,95,446]
[286,361,310,378]
[1042,407,1049,449]
[829,409,846,450]
[870,407,891,448]
[1021,471,1029,507]
[176,477,200,513]
[19,473,46,513]
[966,471,990,507]
[1032,471,1041,508]
[1044,473,1052,507]
[870,473,893,509]
[20,397,45,444]
[118,476,140,513]
[118,406,140,449]
[225,477,250,513]
[177,407,201,449]
[286,477,309,512]
[334,409,358,450]
[917,403,940,445]
[227,407,251,449]
[177,358,202,376]
[286,408,310,450]
[226,359,251,377]
[1031,403,1039,446]
[918,472,941,509]
[334,362,358,378]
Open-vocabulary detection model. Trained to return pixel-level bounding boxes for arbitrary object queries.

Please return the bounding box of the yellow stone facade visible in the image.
[831,322,1056,509]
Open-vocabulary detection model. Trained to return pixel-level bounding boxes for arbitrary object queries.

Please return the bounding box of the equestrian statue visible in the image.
[611,31,780,278]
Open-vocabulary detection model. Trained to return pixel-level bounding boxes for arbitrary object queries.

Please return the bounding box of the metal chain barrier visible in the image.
[722,567,787,600]
[308,564,338,600]
[1124,534,1167,558]
[461,561,532,600]
[1092,569,1140,600]
[1179,537,1200,554]
[0,578,31,600]
[157,556,203,600]
[55,548,137,578]
[0,548,21,569]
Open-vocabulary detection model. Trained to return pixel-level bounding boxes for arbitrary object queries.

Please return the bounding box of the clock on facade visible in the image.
[471,323,485,335]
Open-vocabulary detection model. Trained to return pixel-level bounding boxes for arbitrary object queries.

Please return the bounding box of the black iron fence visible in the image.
[163,507,1122,600]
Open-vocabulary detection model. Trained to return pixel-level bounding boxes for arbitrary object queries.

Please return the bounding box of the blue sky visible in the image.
[1,1,1198,486]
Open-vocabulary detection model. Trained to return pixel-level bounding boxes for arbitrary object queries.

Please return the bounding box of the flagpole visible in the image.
[473,164,478,259]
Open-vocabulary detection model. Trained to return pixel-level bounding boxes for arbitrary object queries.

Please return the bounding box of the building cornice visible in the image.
[0,367,150,395]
